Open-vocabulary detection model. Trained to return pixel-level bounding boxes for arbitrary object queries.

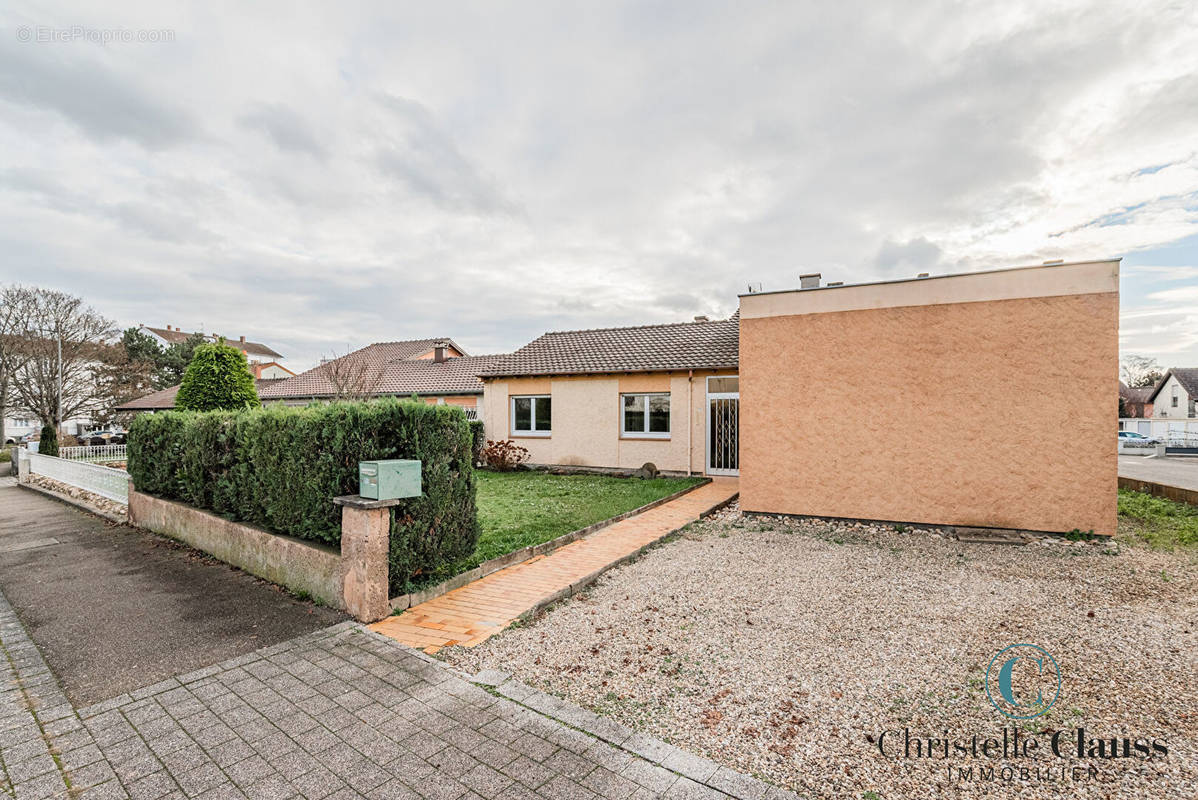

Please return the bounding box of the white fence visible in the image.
[59,444,127,462]
[19,450,128,504]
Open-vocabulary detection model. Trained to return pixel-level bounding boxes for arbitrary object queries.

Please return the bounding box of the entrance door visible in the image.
[706,376,739,476]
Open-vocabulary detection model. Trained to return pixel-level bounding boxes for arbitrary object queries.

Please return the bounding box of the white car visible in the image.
[1118,431,1160,445]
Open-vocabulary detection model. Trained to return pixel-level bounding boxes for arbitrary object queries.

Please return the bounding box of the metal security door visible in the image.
[706,376,739,476]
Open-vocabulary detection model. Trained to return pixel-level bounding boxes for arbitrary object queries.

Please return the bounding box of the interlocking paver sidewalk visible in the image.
[0,581,793,799]
[371,479,739,653]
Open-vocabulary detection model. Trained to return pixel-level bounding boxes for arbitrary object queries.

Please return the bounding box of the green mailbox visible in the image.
[358,459,422,500]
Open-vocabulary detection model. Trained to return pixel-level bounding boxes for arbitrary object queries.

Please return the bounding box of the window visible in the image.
[511,395,551,436]
[1173,386,1179,407]
[622,393,670,438]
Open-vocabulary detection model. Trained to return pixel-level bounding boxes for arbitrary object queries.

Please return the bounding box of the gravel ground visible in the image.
[443,504,1198,799]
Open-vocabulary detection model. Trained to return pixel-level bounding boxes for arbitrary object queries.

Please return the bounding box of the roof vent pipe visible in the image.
[799,273,821,289]
[693,315,710,322]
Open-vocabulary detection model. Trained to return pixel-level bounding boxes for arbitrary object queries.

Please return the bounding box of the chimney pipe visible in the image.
[239,335,246,343]
[693,315,710,323]
[799,273,821,289]
[433,342,448,363]
[165,325,171,331]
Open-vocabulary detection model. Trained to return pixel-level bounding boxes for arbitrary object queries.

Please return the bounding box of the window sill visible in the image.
[620,434,671,441]
[511,432,551,439]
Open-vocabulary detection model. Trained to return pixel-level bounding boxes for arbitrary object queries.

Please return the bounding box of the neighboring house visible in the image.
[1147,368,1198,418]
[251,361,296,379]
[1119,381,1154,418]
[257,338,499,418]
[2,413,38,443]
[478,316,739,476]
[139,325,286,370]
[114,379,289,413]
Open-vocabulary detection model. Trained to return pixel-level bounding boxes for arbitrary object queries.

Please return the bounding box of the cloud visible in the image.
[0,37,196,149]
[0,1,1196,370]
[238,103,326,159]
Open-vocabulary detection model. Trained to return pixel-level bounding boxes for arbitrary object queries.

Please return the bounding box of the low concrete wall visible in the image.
[128,487,344,611]
[1118,476,1198,507]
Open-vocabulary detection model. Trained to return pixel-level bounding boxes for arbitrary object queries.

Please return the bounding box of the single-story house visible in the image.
[478,317,739,475]
[115,379,289,413]
[1146,368,1198,419]
[258,338,500,416]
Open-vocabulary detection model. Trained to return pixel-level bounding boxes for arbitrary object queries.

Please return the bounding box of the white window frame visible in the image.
[511,395,551,437]
[621,392,671,439]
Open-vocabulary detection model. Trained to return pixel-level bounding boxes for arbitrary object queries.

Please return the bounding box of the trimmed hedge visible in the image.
[127,399,478,593]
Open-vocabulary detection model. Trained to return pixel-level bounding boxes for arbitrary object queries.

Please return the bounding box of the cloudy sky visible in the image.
[2,1,1196,372]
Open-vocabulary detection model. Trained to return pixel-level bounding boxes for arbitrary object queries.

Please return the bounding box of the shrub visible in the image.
[127,399,478,593]
[480,439,530,471]
[468,420,485,465]
[38,424,58,457]
[175,341,261,412]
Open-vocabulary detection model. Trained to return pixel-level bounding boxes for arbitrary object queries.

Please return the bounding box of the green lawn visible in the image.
[1117,488,1198,549]
[413,470,704,589]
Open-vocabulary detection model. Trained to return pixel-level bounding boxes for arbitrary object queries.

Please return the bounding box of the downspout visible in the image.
[687,369,693,476]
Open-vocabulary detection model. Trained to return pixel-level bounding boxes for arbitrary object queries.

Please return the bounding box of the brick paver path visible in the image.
[371,479,738,654]
[37,619,790,799]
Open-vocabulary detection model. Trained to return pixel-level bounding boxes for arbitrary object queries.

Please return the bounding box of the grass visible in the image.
[410,470,705,590]
[1117,488,1198,549]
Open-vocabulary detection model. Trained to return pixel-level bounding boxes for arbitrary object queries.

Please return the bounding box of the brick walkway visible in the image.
[371,479,739,654]
[0,601,792,799]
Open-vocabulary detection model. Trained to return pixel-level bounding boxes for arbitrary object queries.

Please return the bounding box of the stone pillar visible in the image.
[334,495,400,623]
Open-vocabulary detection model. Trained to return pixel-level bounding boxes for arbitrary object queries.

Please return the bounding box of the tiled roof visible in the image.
[480,316,739,378]
[1146,368,1198,404]
[115,379,285,411]
[259,353,501,399]
[143,327,284,360]
[1119,382,1153,403]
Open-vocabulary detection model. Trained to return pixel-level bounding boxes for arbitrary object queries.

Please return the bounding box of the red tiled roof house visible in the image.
[478,316,740,475]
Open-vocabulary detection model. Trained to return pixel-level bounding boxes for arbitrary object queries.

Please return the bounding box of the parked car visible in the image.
[1118,431,1160,445]
[82,430,126,444]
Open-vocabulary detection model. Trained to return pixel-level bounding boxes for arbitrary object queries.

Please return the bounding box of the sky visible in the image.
[1,1,1196,373]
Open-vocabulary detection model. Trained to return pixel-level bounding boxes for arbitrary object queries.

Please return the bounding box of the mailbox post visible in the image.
[333,460,422,622]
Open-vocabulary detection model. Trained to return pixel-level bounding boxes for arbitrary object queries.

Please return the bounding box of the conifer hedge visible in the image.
[127,399,478,593]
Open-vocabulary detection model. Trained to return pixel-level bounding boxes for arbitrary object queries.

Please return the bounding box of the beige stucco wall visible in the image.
[481,370,735,473]
[739,261,1119,535]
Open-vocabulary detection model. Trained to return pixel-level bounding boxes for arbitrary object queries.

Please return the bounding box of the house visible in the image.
[478,317,739,475]
[737,259,1119,536]
[139,325,290,375]
[1146,368,1198,419]
[1119,381,1154,418]
[115,379,290,413]
[257,338,499,417]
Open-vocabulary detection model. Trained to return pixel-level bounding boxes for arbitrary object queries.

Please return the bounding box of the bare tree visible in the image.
[322,350,385,401]
[1121,354,1164,389]
[0,285,37,443]
[9,288,117,431]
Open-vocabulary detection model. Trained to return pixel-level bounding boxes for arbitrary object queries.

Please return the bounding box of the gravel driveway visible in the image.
[443,506,1198,799]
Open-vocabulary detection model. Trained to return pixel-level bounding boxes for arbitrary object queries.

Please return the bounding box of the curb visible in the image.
[389,477,713,610]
